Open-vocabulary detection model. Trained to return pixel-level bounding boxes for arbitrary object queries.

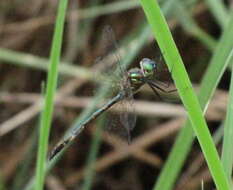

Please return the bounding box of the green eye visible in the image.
[128,68,144,85]
[140,58,156,77]
[144,63,154,72]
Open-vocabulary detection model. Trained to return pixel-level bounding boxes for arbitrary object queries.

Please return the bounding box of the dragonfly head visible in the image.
[128,68,144,91]
[140,58,157,78]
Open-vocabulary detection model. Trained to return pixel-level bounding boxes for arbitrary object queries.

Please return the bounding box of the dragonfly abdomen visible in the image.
[49,92,124,160]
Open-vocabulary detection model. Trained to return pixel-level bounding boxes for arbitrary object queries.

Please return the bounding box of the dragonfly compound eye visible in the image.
[128,68,144,90]
[140,58,156,78]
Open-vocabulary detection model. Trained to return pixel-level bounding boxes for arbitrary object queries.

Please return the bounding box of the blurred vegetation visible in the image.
[0,0,233,190]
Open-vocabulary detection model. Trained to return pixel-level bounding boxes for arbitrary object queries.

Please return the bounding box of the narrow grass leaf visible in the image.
[153,8,233,190]
[139,1,230,189]
[34,1,68,190]
[0,48,93,80]
[203,0,228,28]
[221,48,233,182]
[174,2,216,51]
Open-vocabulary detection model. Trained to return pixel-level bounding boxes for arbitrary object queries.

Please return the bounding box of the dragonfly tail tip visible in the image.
[48,143,65,161]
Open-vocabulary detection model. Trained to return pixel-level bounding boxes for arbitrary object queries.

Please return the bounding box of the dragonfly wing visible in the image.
[102,25,126,75]
[119,83,137,142]
[121,93,136,130]
[146,78,178,102]
[96,26,136,142]
[104,90,136,142]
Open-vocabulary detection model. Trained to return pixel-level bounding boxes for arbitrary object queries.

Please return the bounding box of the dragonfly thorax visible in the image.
[140,58,157,79]
[128,68,145,91]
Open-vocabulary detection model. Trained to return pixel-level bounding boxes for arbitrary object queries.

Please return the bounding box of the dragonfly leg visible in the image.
[148,83,163,100]
[149,81,176,93]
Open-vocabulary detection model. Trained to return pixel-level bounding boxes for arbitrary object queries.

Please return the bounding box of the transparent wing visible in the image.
[102,25,126,77]
[105,92,136,143]
[105,105,130,142]
[119,90,137,142]
[97,26,136,142]
[93,25,123,97]
[119,75,137,142]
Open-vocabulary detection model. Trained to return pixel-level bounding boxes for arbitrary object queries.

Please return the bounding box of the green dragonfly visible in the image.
[49,27,175,160]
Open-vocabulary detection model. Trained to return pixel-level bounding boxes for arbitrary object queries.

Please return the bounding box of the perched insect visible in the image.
[49,27,176,160]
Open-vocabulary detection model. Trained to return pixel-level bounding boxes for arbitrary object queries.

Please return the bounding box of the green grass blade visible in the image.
[78,0,140,19]
[0,48,94,80]
[139,1,230,189]
[203,0,228,28]
[221,48,233,181]
[34,1,68,190]
[174,2,216,51]
[153,10,233,190]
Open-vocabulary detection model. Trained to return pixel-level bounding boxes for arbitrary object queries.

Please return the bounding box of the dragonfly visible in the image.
[49,28,176,161]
